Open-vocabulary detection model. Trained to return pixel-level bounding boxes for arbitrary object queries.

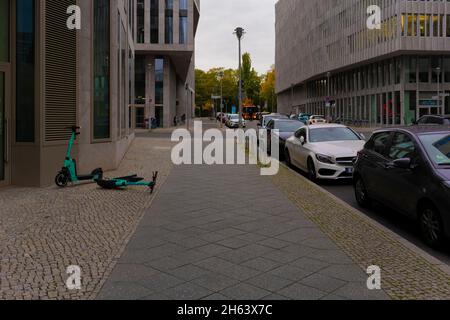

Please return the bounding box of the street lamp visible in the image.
[326,72,331,122]
[234,27,245,128]
[217,70,224,128]
[435,67,442,114]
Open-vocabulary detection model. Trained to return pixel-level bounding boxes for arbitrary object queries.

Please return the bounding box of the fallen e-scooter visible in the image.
[55,126,104,187]
[96,172,158,193]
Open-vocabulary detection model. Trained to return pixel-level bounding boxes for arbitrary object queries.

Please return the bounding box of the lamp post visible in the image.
[217,70,224,128]
[326,72,331,122]
[234,27,245,128]
[435,67,442,114]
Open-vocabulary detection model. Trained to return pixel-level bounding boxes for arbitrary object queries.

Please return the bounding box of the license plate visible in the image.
[346,167,354,174]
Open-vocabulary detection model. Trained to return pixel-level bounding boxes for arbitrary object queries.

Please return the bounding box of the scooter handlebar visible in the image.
[66,126,81,134]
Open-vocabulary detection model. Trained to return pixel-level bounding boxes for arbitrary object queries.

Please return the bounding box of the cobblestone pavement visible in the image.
[98,163,389,300]
[0,136,174,300]
[272,165,450,300]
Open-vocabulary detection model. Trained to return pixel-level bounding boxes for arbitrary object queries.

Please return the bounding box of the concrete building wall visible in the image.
[133,0,199,128]
[276,0,450,124]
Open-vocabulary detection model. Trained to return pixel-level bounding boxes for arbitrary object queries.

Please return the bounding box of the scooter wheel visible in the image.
[55,173,69,188]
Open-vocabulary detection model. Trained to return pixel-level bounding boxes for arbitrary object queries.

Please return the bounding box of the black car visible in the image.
[415,115,450,125]
[353,126,450,247]
[266,119,305,158]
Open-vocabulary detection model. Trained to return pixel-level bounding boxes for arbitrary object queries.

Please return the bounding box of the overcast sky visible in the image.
[195,0,277,74]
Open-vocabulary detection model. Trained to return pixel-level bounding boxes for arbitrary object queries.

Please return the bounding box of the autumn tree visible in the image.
[260,66,277,113]
[241,53,261,106]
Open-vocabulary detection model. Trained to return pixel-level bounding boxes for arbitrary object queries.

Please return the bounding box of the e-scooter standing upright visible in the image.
[55,126,103,187]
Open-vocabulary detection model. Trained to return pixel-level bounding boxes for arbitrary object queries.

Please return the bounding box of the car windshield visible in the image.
[309,127,361,143]
[419,133,450,166]
[230,115,239,120]
[275,121,303,132]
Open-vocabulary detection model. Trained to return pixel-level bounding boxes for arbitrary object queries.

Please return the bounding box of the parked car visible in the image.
[308,115,327,125]
[266,119,305,157]
[226,114,247,128]
[353,126,450,247]
[298,113,312,124]
[285,124,366,181]
[259,113,289,129]
[414,115,450,126]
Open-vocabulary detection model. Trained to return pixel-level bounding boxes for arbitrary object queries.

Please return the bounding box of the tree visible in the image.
[241,53,261,106]
[260,66,277,113]
[195,68,239,115]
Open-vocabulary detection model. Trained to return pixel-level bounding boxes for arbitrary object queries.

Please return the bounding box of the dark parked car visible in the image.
[353,126,450,247]
[266,119,305,157]
[415,115,450,126]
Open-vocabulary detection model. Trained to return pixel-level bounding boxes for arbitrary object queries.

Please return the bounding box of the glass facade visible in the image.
[16,0,35,143]
[155,58,164,105]
[150,0,159,44]
[165,0,173,44]
[137,0,145,43]
[93,0,110,140]
[135,55,146,104]
[0,0,9,62]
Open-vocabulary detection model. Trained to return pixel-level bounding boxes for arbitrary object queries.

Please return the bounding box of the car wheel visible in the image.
[419,205,445,248]
[354,176,371,208]
[55,172,69,188]
[307,158,317,182]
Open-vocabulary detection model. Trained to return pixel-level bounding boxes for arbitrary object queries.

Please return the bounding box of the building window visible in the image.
[155,58,164,105]
[135,55,146,104]
[16,0,35,143]
[165,0,173,44]
[444,58,450,83]
[447,15,450,37]
[0,0,9,62]
[180,0,188,10]
[93,0,110,140]
[150,0,159,43]
[418,57,430,83]
[137,0,144,43]
[180,16,188,44]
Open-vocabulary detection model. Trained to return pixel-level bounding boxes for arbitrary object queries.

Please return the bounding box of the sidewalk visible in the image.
[98,163,389,300]
[0,135,175,300]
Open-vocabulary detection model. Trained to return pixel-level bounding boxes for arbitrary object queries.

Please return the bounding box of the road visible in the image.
[243,119,450,266]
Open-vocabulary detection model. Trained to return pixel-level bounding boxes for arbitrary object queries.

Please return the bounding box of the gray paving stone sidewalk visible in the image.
[98,163,389,300]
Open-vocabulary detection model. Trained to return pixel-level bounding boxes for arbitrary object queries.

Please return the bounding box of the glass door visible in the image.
[0,68,10,186]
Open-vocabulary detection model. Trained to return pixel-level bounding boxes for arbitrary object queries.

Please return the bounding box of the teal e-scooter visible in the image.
[55,126,103,187]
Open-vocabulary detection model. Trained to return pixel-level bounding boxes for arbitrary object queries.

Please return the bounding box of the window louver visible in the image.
[44,0,77,142]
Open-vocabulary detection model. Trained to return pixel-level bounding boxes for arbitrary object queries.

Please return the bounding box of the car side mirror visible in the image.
[299,136,306,145]
[393,158,412,169]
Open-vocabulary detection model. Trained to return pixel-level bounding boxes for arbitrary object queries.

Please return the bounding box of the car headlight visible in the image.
[316,154,335,164]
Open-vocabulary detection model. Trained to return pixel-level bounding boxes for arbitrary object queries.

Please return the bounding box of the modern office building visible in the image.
[276,0,450,126]
[0,0,199,187]
[132,0,199,129]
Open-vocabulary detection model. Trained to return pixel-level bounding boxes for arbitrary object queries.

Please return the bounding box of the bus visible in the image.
[243,106,258,121]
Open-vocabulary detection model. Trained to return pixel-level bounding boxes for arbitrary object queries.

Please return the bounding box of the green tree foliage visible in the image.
[241,53,261,106]
[195,68,238,115]
[195,54,276,114]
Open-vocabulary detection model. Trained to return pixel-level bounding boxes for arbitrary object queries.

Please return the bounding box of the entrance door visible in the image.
[155,106,164,128]
[0,67,10,187]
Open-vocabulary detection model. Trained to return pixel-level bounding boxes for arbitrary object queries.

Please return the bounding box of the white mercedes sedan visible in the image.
[284,124,366,181]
